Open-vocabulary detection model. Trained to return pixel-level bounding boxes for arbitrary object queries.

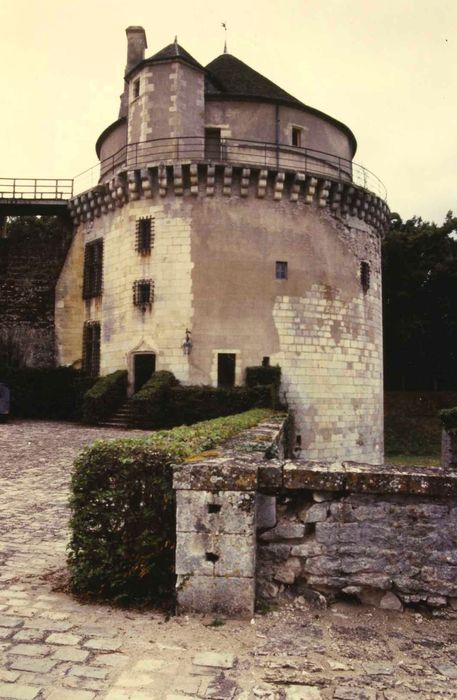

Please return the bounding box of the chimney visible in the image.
[125,26,147,75]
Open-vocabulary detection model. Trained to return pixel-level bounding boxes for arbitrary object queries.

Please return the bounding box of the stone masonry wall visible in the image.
[0,222,72,368]
[173,418,457,616]
[258,491,457,610]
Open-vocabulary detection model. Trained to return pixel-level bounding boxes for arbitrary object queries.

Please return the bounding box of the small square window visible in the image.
[133,78,140,99]
[136,217,154,254]
[276,261,288,280]
[133,279,154,311]
[292,127,302,147]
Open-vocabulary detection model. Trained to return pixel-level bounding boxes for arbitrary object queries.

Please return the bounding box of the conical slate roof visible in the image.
[205,53,304,108]
[149,42,205,71]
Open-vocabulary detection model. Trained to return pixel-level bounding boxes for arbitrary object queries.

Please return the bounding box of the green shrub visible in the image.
[0,366,94,420]
[82,370,128,424]
[69,441,175,603]
[440,407,457,430]
[166,384,272,427]
[245,365,281,388]
[68,408,275,603]
[129,371,179,428]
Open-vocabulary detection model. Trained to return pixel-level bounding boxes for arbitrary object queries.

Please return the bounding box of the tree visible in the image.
[382,211,457,390]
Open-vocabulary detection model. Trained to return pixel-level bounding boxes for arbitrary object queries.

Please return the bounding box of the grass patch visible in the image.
[386,454,440,467]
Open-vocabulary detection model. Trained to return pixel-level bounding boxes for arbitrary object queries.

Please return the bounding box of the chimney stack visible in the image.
[125,26,147,75]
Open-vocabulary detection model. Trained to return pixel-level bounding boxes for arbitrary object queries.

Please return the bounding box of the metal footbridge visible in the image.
[0,178,73,216]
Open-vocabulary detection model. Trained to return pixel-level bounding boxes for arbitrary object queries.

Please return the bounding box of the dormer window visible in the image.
[133,78,140,99]
[292,127,303,147]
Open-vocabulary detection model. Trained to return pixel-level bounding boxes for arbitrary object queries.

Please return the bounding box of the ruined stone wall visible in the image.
[258,491,457,610]
[0,222,72,368]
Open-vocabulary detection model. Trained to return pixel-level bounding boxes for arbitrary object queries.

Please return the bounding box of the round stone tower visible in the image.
[57,27,389,464]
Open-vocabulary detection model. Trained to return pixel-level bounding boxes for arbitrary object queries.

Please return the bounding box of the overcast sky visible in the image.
[0,0,455,223]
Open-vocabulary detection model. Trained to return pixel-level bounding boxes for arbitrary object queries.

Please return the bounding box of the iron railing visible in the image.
[0,178,73,201]
[74,136,387,201]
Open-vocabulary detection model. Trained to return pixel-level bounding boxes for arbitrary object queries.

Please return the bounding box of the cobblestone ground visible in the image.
[1,420,457,699]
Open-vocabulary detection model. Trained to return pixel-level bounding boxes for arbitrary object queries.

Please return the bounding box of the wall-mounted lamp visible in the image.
[182,328,192,355]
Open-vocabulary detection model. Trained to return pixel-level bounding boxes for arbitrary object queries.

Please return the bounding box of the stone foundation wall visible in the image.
[258,491,457,610]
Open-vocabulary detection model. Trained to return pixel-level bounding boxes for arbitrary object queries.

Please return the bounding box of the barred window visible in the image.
[82,322,100,377]
[360,261,370,293]
[83,239,103,299]
[133,279,154,311]
[136,217,154,255]
[275,261,288,280]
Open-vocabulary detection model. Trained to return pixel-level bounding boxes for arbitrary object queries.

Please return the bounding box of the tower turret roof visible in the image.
[205,52,357,155]
[125,41,205,78]
[205,53,303,107]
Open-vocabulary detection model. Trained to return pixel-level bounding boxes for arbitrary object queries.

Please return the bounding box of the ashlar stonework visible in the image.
[54,25,389,463]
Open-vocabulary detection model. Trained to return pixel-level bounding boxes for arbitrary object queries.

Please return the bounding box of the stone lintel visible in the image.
[281,460,457,497]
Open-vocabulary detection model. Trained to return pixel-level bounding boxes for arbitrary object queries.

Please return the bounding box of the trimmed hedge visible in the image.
[0,366,94,420]
[166,384,272,426]
[129,371,179,429]
[440,408,457,431]
[68,408,275,603]
[245,365,281,388]
[82,370,128,425]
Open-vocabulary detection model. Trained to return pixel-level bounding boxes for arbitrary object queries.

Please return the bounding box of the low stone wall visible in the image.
[173,417,457,617]
[258,491,457,609]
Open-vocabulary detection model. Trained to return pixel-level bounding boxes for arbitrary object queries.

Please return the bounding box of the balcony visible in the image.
[74,136,387,202]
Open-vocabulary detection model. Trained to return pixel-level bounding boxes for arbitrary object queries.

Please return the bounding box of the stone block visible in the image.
[259,521,306,541]
[176,532,255,577]
[301,503,329,523]
[258,462,283,490]
[177,575,255,617]
[256,494,277,529]
[173,458,258,491]
[283,461,346,491]
[176,490,255,535]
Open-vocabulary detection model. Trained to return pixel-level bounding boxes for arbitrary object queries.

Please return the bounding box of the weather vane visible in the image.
[221,22,228,54]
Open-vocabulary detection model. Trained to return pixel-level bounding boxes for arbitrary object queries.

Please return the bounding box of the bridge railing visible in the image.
[0,178,73,201]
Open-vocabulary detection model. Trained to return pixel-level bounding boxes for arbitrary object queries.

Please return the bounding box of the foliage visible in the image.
[245,365,281,388]
[129,371,178,428]
[245,365,281,408]
[68,408,275,603]
[384,391,457,456]
[82,370,128,424]
[439,407,457,431]
[383,211,457,390]
[166,384,273,427]
[0,366,94,420]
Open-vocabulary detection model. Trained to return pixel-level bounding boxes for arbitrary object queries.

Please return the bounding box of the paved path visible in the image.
[1,420,457,700]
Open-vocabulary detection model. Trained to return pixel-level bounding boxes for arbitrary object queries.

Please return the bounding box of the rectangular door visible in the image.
[134,353,156,393]
[217,353,236,388]
[205,128,222,161]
